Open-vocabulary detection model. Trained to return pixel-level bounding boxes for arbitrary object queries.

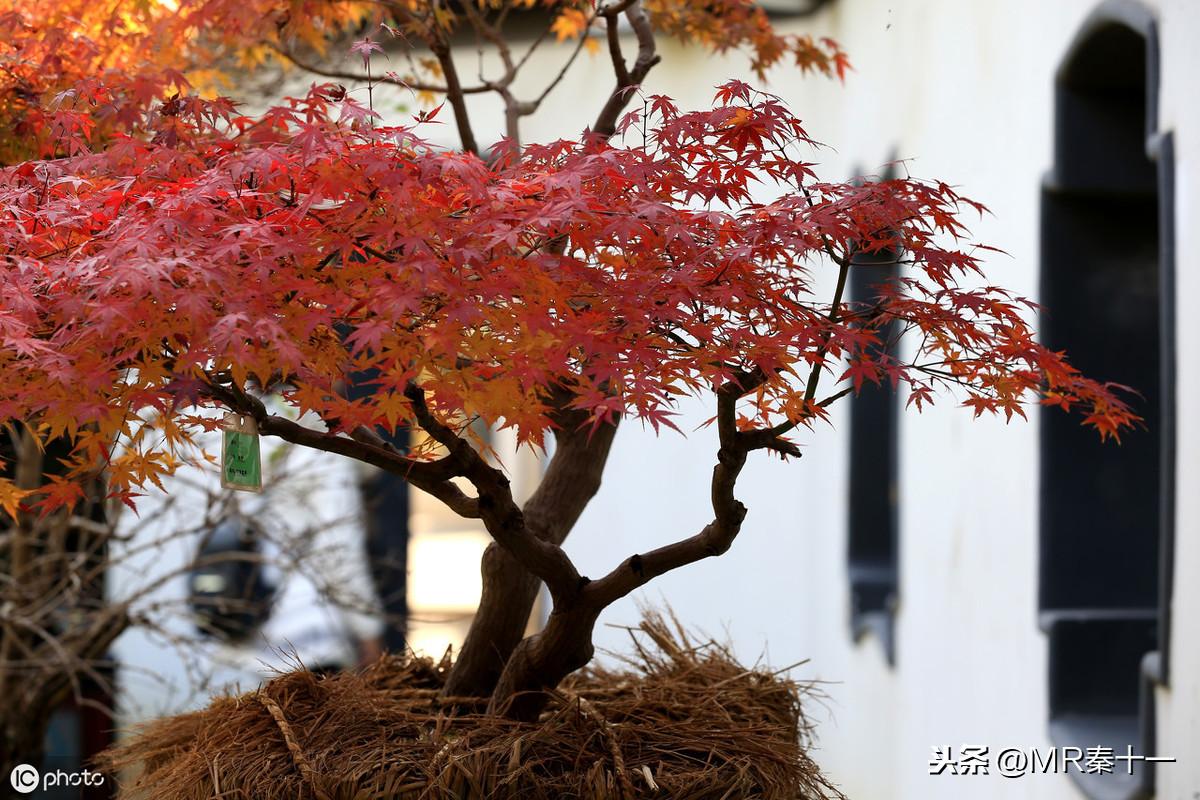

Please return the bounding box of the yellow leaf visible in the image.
[0,478,31,517]
[551,8,589,41]
[375,390,409,431]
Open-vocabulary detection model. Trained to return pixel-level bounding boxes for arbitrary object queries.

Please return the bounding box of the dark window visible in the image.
[345,368,411,653]
[359,434,412,654]
[846,178,901,664]
[1039,4,1174,798]
[757,0,835,17]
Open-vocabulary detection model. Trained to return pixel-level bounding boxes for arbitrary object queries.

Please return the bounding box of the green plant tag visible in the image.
[221,413,262,492]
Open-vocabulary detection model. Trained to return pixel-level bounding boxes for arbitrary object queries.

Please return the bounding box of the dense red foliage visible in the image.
[0,2,1135,516]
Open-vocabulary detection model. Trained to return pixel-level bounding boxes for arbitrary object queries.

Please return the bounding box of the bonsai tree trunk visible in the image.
[464,380,763,720]
[442,414,618,698]
[487,604,602,720]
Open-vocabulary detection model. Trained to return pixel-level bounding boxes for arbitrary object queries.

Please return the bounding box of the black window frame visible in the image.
[845,165,903,666]
[1037,3,1176,798]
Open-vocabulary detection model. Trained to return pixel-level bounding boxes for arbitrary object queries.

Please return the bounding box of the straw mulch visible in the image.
[102,614,844,799]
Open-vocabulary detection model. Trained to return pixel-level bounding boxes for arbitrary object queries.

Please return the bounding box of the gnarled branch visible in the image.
[593,1,662,137]
[443,393,619,698]
[402,383,584,605]
[198,379,480,517]
[584,375,757,609]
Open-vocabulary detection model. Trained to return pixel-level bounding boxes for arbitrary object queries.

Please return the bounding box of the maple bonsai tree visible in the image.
[1,0,1136,756]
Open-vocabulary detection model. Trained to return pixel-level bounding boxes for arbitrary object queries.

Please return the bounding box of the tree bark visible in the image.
[440,545,541,699]
[486,604,601,721]
[479,374,772,719]
[442,417,618,698]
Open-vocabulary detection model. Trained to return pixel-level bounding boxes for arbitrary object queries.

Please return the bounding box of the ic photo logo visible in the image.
[8,763,106,794]
[9,763,38,794]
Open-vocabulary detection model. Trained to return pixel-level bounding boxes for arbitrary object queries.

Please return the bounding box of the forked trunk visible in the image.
[440,543,542,698]
[486,605,600,721]
[442,417,618,701]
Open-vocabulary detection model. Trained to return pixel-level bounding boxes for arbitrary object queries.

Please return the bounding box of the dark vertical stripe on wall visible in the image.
[1154,131,1176,686]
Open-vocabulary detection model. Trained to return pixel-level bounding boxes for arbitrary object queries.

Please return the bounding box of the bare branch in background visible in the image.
[594,2,661,137]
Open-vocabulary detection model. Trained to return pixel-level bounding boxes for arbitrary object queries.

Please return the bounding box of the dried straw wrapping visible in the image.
[102,613,844,799]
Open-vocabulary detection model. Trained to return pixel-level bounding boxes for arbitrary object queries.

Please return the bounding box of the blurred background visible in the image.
[15,1,1198,799]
